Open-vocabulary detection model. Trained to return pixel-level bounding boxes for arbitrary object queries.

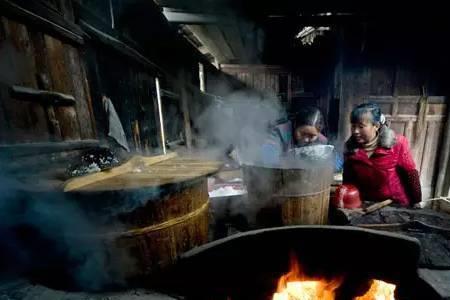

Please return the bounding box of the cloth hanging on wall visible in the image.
[103,96,130,152]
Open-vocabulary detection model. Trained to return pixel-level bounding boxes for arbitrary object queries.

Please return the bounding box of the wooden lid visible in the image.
[63,153,222,192]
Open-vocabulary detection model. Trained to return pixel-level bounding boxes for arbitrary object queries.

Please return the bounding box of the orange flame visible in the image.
[272,254,342,300]
[272,255,398,300]
[354,279,397,300]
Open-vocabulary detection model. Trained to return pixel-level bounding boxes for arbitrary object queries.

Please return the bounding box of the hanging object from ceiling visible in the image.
[295,26,331,45]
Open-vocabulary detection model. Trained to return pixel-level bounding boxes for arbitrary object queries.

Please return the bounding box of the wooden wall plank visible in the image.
[249,72,256,90]
[66,45,95,139]
[339,66,371,141]
[269,73,278,95]
[80,57,97,138]
[397,102,418,115]
[392,101,399,116]
[0,83,10,143]
[428,104,446,116]
[0,0,84,44]
[390,121,406,136]
[274,74,280,95]
[394,64,422,95]
[243,72,251,86]
[404,120,414,143]
[434,105,450,197]
[7,19,36,87]
[29,29,62,141]
[221,65,287,95]
[260,72,266,93]
[413,119,428,175]
[44,34,80,140]
[369,65,395,95]
[0,17,49,143]
[255,72,263,92]
[420,122,443,198]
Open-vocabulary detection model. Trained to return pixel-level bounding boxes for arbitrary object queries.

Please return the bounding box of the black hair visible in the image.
[293,106,325,131]
[351,102,382,125]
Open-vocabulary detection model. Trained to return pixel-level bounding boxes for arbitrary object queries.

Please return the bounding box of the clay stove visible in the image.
[160,226,443,300]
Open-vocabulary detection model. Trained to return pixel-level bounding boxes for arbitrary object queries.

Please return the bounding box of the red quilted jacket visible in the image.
[343,132,421,206]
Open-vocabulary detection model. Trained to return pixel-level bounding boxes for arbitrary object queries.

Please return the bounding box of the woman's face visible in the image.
[295,125,320,145]
[351,113,379,144]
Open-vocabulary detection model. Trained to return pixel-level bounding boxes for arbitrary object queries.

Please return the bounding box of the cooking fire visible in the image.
[273,255,396,300]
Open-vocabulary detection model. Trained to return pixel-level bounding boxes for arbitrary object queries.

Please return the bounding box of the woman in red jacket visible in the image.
[343,103,421,206]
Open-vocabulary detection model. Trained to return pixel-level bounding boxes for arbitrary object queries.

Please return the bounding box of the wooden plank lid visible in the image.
[63,152,222,192]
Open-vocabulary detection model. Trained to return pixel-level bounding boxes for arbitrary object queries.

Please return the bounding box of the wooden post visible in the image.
[199,62,205,93]
[434,103,450,198]
[155,77,166,154]
[287,73,292,107]
[179,70,193,149]
[109,0,115,29]
[132,120,142,153]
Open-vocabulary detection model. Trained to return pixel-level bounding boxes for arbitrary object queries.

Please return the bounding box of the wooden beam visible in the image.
[162,9,221,24]
[221,22,246,63]
[221,64,288,73]
[79,20,164,76]
[205,25,235,60]
[10,85,76,106]
[197,46,209,54]
[0,139,100,157]
[186,25,227,64]
[0,0,84,44]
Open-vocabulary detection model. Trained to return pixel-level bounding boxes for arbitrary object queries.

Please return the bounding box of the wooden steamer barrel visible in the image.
[65,154,222,281]
[243,160,333,226]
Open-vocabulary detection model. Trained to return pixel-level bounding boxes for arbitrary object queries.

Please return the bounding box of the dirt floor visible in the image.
[0,280,177,300]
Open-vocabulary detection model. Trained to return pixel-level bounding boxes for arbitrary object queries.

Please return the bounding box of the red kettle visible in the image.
[332,184,362,209]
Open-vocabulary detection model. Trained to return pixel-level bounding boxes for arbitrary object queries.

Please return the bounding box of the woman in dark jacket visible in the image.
[343,103,422,206]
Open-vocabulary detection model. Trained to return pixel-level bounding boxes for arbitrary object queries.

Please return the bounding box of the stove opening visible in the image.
[160,226,443,300]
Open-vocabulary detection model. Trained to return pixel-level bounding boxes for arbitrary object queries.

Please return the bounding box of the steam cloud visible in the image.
[0,167,129,291]
[195,89,284,163]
